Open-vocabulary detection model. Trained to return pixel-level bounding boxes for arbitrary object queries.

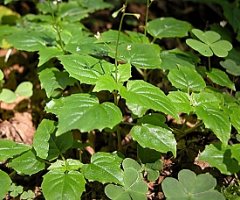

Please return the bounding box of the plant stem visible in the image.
[144,0,150,35]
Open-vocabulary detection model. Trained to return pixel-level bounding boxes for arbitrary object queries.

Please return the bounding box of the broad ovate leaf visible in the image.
[147,17,191,39]
[8,150,45,175]
[198,143,240,175]
[33,119,56,159]
[93,74,120,92]
[38,46,64,66]
[117,63,132,83]
[82,152,123,184]
[130,124,176,157]
[120,80,178,118]
[115,43,161,69]
[195,106,231,145]
[168,91,192,114]
[0,140,30,162]
[162,169,225,200]
[207,68,235,90]
[58,54,114,84]
[0,170,11,200]
[186,39,213,57]
[42,170,86,200]
[39,68,76,98]
[167,66,206,92]
[46,94,122,135]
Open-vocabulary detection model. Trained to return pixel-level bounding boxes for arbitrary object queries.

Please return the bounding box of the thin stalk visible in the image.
[48,0,65,53]
[144,0,150,35]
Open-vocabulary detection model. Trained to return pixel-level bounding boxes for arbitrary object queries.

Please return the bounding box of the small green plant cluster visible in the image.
[0,0,240,199]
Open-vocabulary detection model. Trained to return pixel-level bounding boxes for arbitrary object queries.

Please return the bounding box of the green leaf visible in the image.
[82,152,123,184]
[38,46,64,66]
[15,81,33,97]
[114,43,161,69]
[186,29,232,57]
[47,131,73,161]
[186,39,213,57]
[137,146,162,164]
[46,94,122,135]
[0,170,11,200]
[199,143,240,175]
[120,80,178,118]
[162,169,225,200]
[58,54,114,84]
[137,113,166,127]
[33,119,56,159]
[39,68,76,98]
[220,59,240,76]
[93,74,120,92]
[0,88,16,103]
[117,63,132,83]
[105,160,148,200]
[0,140,30,162]
[167,66,206,92]
[145,160,163,182]
[20,190,35,200]
[147,17,191,39]
[0,70,3,80]
[207,68,235,90]
[8,150,45,175]
[229,106,240,134]
[168,91,192,114]
[122,158,142,172]
[160,50,195,71]
[130,124,176,157]
[42,170,86,200]
[196,106,231,145]
[48,159,83,172]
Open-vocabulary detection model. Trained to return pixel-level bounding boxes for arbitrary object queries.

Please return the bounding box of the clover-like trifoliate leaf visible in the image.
[220,59,240,76]
[162,169,225,200]
[167,66,206,92]
[46,93,122,135]
[58,54,114,85]
[0,170,11,200]
[0,88,16,103]
[147,17,191,39]
[198,143,240,175]
[42,170,86,200]
[105,158,148,200]
[82,152,123,184]
[0,140,31,162]
[8,150,45,175]
[207,68,235,90]
[195,106,231,145]
[130,124,176,157]
[186,29,232,57]
[120,80,178,118]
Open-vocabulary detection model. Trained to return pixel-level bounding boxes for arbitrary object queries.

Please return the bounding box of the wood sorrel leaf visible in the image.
[8,150,45,175]
[199,143,240,175]
[220,59,240,76]
[130,124,176,157]
[162,169,225,200]
[207,68,236,90]
[46,94,122,135]
[82,152,123,184]
[0,140,30,162]
[42,170,86,200]
[15,81,33,97]
[0,170,11,200]
[0,88,16,103]
[147,17,191,39]
[120,80,178,118]
[167,66,206,92]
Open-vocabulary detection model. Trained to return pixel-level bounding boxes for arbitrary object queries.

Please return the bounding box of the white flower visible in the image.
[127,45,132,51]
[94,32,101,40]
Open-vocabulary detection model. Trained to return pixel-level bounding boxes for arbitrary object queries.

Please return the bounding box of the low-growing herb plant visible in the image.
[0,0,240,199]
